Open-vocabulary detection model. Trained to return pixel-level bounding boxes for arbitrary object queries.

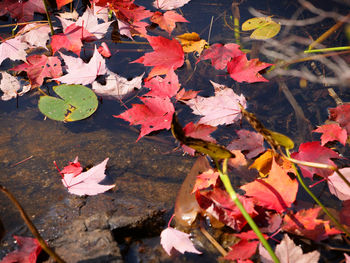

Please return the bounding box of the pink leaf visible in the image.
[150,11,188,35]
[18,23,51,49]
[160,227,201,255]
[144,69,180,98]
[1,236,41,263]
[185,81,246,126]
[0,37,29,65]
[153,0,191,10]
[98,42,111,58]
[61,158,115,196]
[328,167,350,200]
[313,123,347,146]
[55,46,107,85]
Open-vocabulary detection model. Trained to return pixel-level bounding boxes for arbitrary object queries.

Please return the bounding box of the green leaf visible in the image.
[38,84,98,122]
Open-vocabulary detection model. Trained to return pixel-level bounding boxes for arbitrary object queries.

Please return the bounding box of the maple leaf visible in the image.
[227,54,273,83]
[345,253,350,263]
[98,42,111,58]
[259,234,320,263]
[192,168,220,193]
[61,157,115,196]
[175,88,200,101]
[328,167,350,200]
[92,71,144,100]
[313,123,347,146]
[176,32,207,54]
[160,227,201,255]
[51,23,95,55]
[0,36,29,65]
[340,200,350,227]
[144,69,180,98]
[282,207,342,242]
[18,23,51,49]
[291,141,341,179]
[0,71,30,101]
[185,81,246,126]
[227,129,265,159]
[115,96,175,141]
[150,11,188,35]
[329,104,350,134]
[198,43,243,70]
[225,240,259,261]
[153,0,191,10]
[182,121,217,155]
[0,0,45,22]
[241,158,298,213]
[196,187,256,231]
[55,46,107,85]
[11,55,62,88]
[1,236,41,263]
[60,156,83,177]
[131,35,184,80]
[56,0,73,9]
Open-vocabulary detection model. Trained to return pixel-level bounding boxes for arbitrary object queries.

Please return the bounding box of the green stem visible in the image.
[42,0,54,35]
[234,17,240,46]
[304,46,350,53]
[286,150,350,238]
[215,159,280,263]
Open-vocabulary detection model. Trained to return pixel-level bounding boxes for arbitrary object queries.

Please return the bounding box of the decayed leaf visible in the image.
[1,236,41,263]
[329,104,350,134]
[11,54,62,88]
[241,158,298,213]
[313,123,347,146]
[328,167,350,200]
[198,43,243,70]
[153,0,191,10]
[176,32,207,54]
[160,227,201,255]
[227,54,273,83]
[0,72,30,101]
[144,69,180,98]
[227,129,265,159]
[131,35,184,79]
[18,23,51,49]
[151,11,188,35]
[260,234,320,263]
[282,207,342,242]
[55,46,107,85]
[291,141,341,179]
[115,96,175,141]
[92,71,144,100]
[185,81,246,126]
[61,157,115,196]
[0,37,29,65]
[0,0,45,22]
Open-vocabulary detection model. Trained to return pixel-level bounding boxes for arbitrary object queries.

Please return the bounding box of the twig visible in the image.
[0,184,66,263]
[11,156,33,167]
[207,16,214,45]
[199,223,227,257]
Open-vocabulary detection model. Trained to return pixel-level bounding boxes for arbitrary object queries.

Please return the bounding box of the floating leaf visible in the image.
[242,17,280,39]
[38,84,98,122]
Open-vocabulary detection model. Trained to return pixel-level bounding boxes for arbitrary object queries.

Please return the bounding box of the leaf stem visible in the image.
[286,150,350,238]
[41,0,54,35]
[214,159,280,263]
[0,184,65,263]
[304,46,350,53]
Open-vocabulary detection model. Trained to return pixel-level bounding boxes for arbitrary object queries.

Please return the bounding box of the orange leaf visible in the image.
[176,32,207,54]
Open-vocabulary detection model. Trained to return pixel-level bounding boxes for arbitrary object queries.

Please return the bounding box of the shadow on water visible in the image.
[1,0,350,262]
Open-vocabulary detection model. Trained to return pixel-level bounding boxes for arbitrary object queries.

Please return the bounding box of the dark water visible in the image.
[0,0,349,261]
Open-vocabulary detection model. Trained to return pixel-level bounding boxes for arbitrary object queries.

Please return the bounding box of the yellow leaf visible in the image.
[242,17,281,39]
[250,149,275,177]
[176,32,207,54]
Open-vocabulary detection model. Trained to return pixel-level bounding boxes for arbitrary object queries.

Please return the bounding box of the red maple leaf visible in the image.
[182,121,217,155]
[192,168,220,193]
[175,88,200,101]
[150,11,188,35]
[51,24,96,56]
[56,0,72,9]
[144,69,180,98]
[227,129,265,159]
[227,54,273,83]
[241,158,298,213]
[196,187,256,231]
[282,207,342,242]
[340,200,350,227]
[11,55,62,88]
[198,43,243,70]
[0,0,45,22]
[115,96,175,141]
[329,104,350,134]
[313,123,347,146]
[291,141,341,179]
[131,35,184,80]
[1,236,41,263]
[225,240,259,261]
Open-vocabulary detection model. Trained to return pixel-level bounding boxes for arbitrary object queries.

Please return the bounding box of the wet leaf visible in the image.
[150,11,188,35]
[176,32,207,54]
[328,167,350,200]
[242,17,281,39]
[313,123,347,146]
[1,236,41,263]
[38,84,98,122]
